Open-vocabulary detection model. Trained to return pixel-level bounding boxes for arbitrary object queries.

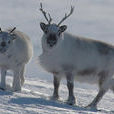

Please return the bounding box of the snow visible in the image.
[0,0,114,113]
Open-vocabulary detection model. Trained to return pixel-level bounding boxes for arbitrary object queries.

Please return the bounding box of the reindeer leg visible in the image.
[86,75,108,109]
[86,89,106,109]
[0,68,7,90]
[110,79,114,93]
[13,68,21,91]
[52,75,61,100]
[20,65,25,86]
[66,73,75,105]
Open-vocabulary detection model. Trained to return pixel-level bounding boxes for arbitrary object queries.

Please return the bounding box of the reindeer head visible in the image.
[40,3,74,48]
[0,27,16,53]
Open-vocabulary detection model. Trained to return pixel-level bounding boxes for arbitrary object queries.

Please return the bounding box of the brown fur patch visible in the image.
[98,47,110,55]
[77,68,96,76]
[95,42,114,55]
[62,65,74,72]
[98,70,108,77]
[98,70,108,87]
[52,71,59,75]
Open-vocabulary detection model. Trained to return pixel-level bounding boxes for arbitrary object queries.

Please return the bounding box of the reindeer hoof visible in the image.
[50,95,59,101]
[66,96,75,105]
[85,105,98,111]
[13,87,21,92]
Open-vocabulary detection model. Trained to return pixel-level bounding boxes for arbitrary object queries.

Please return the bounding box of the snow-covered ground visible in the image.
[0,0,114,113]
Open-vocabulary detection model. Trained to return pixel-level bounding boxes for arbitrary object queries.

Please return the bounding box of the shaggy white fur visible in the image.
[0,29,33,91]
[39,23,114,108]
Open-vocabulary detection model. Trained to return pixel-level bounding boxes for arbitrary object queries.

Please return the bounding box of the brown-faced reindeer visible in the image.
[38,3,114,109]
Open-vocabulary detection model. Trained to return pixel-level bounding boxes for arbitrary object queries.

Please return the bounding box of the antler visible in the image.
[9,27,16,33]
[58,6,74,26]
[40,3,52,24]
[0,28,2,32]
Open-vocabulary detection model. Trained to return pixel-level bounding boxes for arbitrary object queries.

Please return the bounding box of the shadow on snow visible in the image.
[9,96,114,113]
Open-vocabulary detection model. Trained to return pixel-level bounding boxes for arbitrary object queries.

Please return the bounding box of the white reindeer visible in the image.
[0,28,33,91]
[38,3,114,109]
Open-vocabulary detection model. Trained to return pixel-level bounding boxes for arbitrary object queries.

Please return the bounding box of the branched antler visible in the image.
[9,27,16,33]
[58,6,74,26]
[40,3,52,24]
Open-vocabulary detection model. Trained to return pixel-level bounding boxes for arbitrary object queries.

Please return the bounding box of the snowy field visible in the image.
[0,0,114,113]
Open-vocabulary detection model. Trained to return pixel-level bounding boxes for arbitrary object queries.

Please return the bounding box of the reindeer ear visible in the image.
[40,22,48,33]
[59,25,67,33]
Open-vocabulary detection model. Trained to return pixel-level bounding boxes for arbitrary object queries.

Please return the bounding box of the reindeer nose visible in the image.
[1,42,6,47]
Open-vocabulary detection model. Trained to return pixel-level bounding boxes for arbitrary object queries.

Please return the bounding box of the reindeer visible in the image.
[0,28,33,91]
[38,3,114,109]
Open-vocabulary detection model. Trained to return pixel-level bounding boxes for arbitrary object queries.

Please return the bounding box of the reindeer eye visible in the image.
[8,41,10,44]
